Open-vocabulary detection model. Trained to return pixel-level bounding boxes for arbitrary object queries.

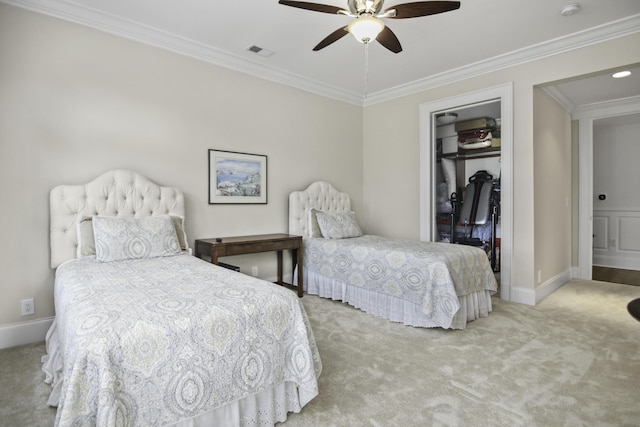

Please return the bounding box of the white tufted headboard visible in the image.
[50,170,185,268]
[288,181,351,237]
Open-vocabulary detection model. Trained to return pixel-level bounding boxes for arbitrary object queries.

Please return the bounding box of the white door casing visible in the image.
[419,83,513,300]
[574,95,640,280]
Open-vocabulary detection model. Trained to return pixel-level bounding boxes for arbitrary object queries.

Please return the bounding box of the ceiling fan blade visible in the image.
[376,26,402,53]
[313,27,349,51]
[279,0,346,14]
[385,1,460,19]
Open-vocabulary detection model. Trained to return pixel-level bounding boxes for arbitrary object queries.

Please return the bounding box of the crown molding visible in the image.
[1,0,364,105]
[364,13,640,106]
[542,85,576,113]
[572,95,640,120]
[3,0,639,107]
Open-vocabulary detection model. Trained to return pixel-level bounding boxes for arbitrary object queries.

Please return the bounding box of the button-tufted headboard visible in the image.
[288,181,351,237]
[49,169,185,268]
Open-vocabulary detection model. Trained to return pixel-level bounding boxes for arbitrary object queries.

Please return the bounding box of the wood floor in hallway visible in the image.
[593,266,640,286]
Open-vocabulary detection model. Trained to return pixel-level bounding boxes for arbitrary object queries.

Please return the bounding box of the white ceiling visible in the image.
[543,63,640,113]
[4,0,640,107]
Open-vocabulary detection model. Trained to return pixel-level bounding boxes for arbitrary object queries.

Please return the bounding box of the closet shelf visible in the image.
[438,147,501,160]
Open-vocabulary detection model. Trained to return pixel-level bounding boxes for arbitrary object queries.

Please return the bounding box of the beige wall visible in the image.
[2,2,640,336]
[533,88,572,286]
[363,33,640,293]
[0,4,363,327]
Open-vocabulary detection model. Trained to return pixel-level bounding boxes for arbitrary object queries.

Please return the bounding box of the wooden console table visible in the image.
[194,233,303,297]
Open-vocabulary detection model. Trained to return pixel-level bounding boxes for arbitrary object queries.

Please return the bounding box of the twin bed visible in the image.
[43,172,497,426]
[43,170,321,426]
[289,181,498,330]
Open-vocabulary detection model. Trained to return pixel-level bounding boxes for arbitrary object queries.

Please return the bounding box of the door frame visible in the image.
[419,83,513,300]
[574,96,640,279]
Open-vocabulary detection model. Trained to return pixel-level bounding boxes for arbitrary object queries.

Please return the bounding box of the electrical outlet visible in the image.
[251,266,259,276]
[21,298,35,316]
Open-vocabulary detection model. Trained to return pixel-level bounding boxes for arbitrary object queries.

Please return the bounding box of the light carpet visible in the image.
[1,280,639,426]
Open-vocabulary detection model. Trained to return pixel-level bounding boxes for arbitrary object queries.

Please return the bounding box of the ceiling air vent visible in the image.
[247,45,274,58]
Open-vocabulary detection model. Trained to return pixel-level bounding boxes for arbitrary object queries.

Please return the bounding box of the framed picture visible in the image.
[208,149,267,204]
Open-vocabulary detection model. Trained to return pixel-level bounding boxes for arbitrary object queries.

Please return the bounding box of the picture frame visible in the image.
[208,149,267,204]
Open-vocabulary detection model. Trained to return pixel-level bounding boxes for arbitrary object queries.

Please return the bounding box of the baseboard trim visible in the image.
[510,286,536,306]
[593,257,640,271]
[508,268,572,306]
[536,269,572,304]
[0,317,54,350]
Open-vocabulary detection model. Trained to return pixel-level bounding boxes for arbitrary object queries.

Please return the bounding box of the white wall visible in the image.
[363,33,640,298]
[593,115,640,269]
[0,4,363,341]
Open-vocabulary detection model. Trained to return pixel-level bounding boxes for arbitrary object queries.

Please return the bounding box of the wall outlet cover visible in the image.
[21,298,35,316]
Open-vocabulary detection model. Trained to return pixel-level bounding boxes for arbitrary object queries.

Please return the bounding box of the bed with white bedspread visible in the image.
[43,170,321,426]
[289,181,498,329]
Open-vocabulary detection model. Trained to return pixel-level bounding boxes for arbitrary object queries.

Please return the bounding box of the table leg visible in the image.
[277,250,283,284]
[295,248,303,298]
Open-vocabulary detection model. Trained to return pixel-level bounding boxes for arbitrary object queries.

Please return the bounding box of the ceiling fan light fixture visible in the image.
[348,15,385,44]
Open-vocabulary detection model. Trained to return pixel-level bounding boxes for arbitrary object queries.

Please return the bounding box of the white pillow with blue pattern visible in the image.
[78,214,189,258]
[92,215,182,262]
[315,211,362,239]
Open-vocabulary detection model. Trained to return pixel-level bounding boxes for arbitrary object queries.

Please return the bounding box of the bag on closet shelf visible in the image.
[458,130,492,150]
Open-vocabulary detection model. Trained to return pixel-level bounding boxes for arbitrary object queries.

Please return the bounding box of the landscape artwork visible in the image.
[208,149,267,204]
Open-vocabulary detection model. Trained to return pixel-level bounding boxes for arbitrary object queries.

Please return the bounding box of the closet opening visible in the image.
[419,83,513,300]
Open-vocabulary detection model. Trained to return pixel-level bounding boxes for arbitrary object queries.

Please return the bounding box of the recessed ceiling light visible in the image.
[611,70,632,79]
[560,3,580,17]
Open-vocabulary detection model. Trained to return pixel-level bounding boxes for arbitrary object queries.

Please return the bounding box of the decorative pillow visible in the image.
[92,215,181,262]
[77,214,189,258]
[170,215,189,252]
[76,215,96,257]
[315,211,362,239]
[308,208,323,238]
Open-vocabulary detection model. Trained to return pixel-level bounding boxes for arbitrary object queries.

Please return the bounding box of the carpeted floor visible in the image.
[1,279,639,426]
[0,341,57,425]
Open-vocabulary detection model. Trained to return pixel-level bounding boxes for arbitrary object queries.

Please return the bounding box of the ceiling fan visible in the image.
[278,0,461,53]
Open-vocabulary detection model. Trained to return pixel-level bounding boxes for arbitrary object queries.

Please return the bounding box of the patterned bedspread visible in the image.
[50,254,321,426]
[304,235,498,326]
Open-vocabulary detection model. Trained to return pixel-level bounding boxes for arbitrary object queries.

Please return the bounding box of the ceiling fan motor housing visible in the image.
[348,0,385,15]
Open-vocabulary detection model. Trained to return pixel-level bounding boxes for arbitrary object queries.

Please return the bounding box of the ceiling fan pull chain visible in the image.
[364,43,369,99]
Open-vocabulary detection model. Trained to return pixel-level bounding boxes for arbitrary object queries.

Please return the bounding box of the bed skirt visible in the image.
[41,319,311,426]
[299,269,493,329]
